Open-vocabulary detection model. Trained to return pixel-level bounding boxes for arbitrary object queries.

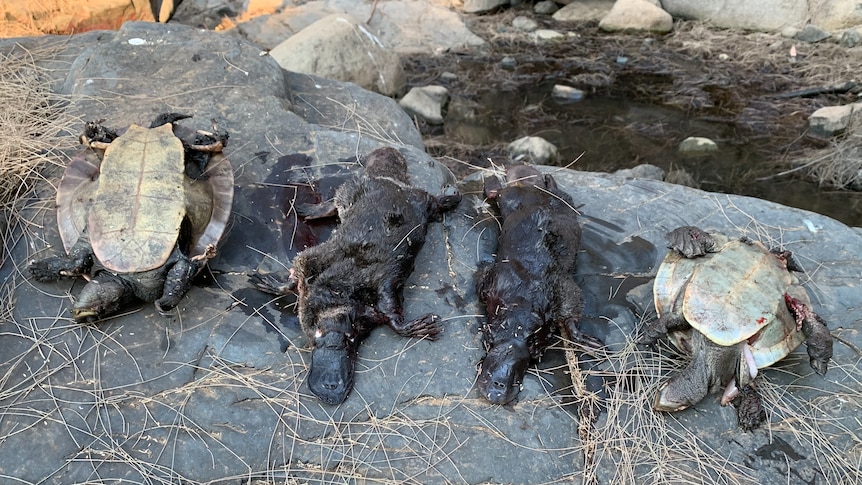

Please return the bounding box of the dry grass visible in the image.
[0,42,78,269]
[796,115,862,189]
[557,334,862,485]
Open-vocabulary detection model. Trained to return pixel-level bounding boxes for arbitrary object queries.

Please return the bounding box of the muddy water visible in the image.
[444,79,862,227]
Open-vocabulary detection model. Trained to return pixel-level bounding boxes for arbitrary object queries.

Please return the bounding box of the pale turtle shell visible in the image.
[683,238,791,346]
[655,234,807,367]
[56,123,233,274]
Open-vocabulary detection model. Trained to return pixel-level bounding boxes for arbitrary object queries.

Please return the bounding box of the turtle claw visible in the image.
[29,258,66,282]
[81,119,117,147]
[665,226,717,258]
[29,251,94,282]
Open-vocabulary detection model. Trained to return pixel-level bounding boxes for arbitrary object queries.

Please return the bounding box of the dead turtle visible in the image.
[29,113,233,322]
[641,226,833,429]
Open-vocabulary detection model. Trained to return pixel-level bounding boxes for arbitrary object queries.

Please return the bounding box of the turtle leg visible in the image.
[189,119,228,153]
[638,312,691,345]
[732,384,767,431]
[154,246,214,314]
[150,112,192,128]
[183,120,228,179]
[29,237,94,282]
[80,119,118,148]
[665,226,717,258]
[785,294,833,375]
[154,257,198,314]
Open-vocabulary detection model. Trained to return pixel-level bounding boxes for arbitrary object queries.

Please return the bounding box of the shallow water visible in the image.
[444,80,862,227]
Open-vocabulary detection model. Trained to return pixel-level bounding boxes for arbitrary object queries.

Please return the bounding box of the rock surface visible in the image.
[808,104,859,138]
[598,0,673,33]
[235,0,486,53]
[399,85,449,124]
[810,0,862,30]
[552,0,613,22]
[512,15,539,31]
[614,163,665,180]
[269,13,406,97]
[508,135,560,164]
[462,0,509,14]
[661,0,807,31]
[678,136,719,154]
[534,0,560,15]
[795,24,832,43]
[0,19,860,485]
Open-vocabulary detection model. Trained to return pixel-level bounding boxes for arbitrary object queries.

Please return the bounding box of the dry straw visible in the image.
[0,42,78,269]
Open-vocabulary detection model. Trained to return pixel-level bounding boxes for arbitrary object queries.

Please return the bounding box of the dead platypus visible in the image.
[254,147,461,405]
[476,165,601,405]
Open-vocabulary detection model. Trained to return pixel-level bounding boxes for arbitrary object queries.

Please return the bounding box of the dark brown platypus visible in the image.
[254,147,461,405]
[476,165,601,405]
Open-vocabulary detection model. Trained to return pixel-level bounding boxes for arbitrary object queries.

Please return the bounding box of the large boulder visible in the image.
[235,0,486,54]
[0,21,860,485]
[661,0,808,31]
[552,0,614,22]
[598,0,673,33]
[810,0,862,30]
[807,104,860,138]
[462,0,509,14]
[269,13,406,97]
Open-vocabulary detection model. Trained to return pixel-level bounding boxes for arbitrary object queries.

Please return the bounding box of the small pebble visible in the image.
[500,56,517,70]
[533,0,558,15]
[512,16,538,32]
[551,85,585,103]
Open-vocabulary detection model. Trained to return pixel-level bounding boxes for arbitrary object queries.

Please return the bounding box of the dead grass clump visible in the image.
[0,43,77,269]
[797,116,862,189]
[565,316,862,484]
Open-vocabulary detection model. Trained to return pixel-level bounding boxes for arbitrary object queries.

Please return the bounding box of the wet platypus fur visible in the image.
[254,147,461,405]
[476,165,601,405]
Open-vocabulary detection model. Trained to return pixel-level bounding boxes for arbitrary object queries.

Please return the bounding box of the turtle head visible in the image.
[653,342,713,412]
[307,307,359,405]
[72,271,136,322]
[654,335,744,412]
[477,340,531,405]
[654,374,708,412]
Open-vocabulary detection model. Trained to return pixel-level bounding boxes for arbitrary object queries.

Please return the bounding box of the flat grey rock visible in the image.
[1,22,860,485]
